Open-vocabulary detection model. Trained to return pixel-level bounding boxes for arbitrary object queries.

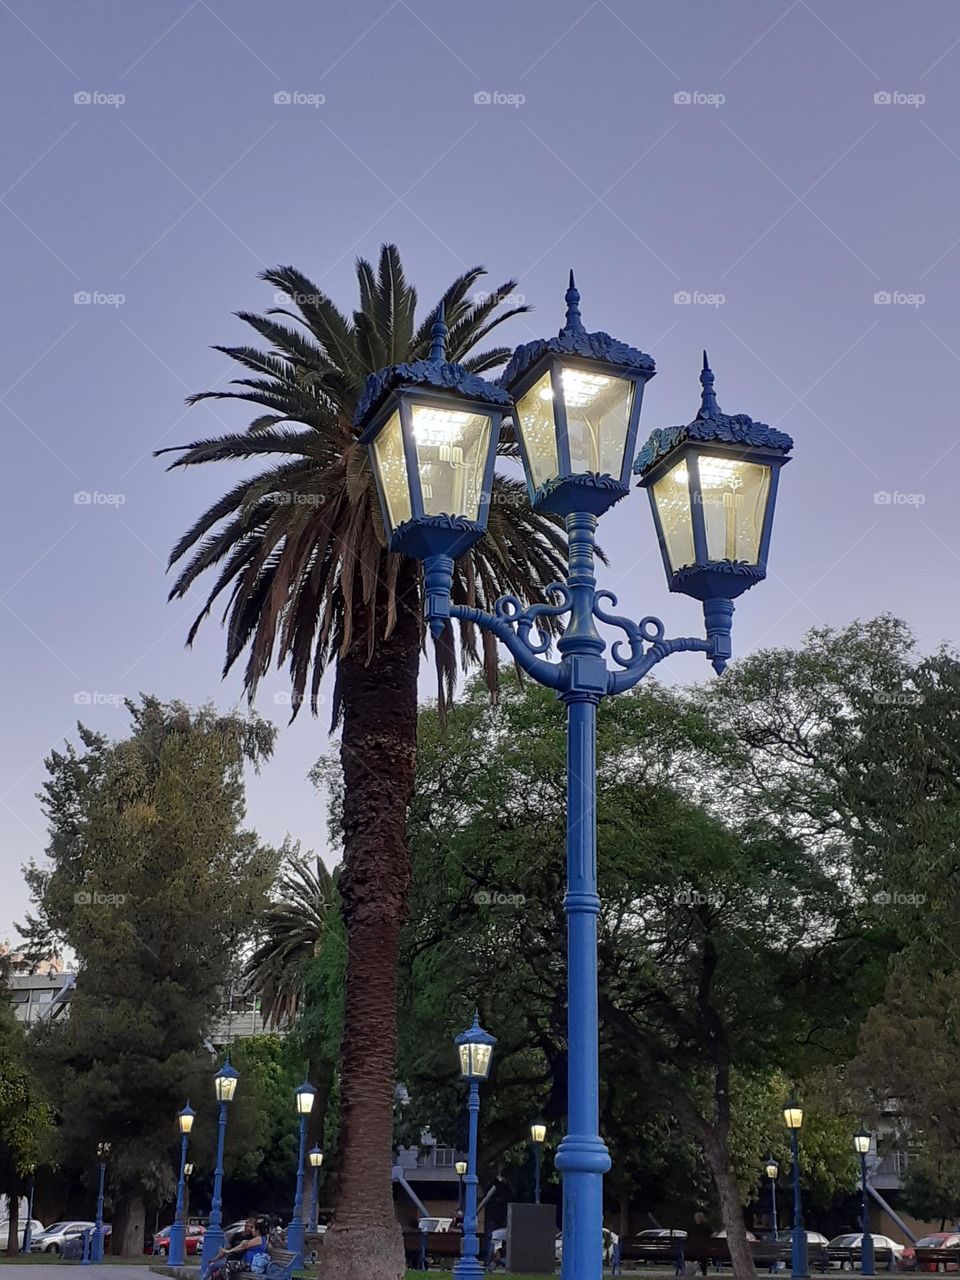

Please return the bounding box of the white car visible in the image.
[417,1216,453,1233]
[827,1233,905,1267]
[555,1228,619,1263]
[30,1221,96,1254]
[0,1220,44,1249]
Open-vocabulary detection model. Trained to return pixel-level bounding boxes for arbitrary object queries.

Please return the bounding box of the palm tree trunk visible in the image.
[320,558,419,1280]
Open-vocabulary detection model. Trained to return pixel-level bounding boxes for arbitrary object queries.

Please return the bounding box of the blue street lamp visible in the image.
[855,1129,875,1276]
[359,276,792,1280]
[452,1013,496,1280]
[308,1147,324,1233]
[168,1102,196,1266]
[456,1160,468,1213]
[531,1123,547,1205]
[784,1101,807,1279]
[764,1155,779,1242]
[286,1080,317,1266]
[21,1168,36,1254]
[91,1142,110,1262]
[199,1060,239,1270]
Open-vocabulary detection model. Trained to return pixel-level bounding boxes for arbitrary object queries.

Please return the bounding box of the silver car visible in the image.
[30,1221,96,1254]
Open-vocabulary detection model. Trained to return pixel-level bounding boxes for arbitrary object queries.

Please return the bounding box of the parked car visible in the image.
[0,1219,45,1249]
[417,1216,453,1233]
[146,1223,206,1256]
[899,1233,960,1272]
[634,1229,688,1240]
[555,1228,619,1263]
[30,1221,96,1254]
[714,1230,760,1241]
[806,1232,831,1247]
[827,1233,905,1268]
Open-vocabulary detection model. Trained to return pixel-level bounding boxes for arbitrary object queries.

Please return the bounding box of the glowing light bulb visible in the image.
[412,407,472,445]
[561,369,613,408]
[538,386,554,401]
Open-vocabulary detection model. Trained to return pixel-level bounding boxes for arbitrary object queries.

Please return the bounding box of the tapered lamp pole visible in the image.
[287,1080,317,1266]
[854,1129,875,1276]
[453,1014,496,1280]
[456,1160,468,1213]
[308,1147,323,1234]
[168,1103,195,1266]
[784,1102,807,1279]
[764,1155,779,1242]
[531,1123,547,1205]
[200,1060,239,1269]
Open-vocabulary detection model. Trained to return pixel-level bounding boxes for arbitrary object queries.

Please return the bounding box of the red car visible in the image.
[146,1224,206,1256]
[900,1234,960,1272]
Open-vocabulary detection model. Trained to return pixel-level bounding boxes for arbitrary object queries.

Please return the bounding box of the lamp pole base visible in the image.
[200,1226,225,1270]
[287,1220,305,1267]
[167,1223,187,1268]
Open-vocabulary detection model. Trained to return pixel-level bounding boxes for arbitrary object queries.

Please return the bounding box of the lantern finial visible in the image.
[700,350,720,419]
[429,302,448,363]
[561,270,585,336]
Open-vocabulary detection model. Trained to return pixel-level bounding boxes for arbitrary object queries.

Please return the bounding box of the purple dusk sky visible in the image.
[1,0,956,944]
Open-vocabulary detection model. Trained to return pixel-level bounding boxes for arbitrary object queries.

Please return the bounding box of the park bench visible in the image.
[913,1247,960,1272]
[263,1245,299,1280]
[827,1244,896,1272]
[403,1228,489,1270]
[620,1236,830,1274]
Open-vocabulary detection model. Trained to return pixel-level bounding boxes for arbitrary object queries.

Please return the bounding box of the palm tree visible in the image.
[243,851,338,1028]
[160,245,566,1280]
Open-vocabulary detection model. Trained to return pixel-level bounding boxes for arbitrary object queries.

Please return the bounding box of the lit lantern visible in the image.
[530,1123,547,1144]
[455,1010,497,1080]
[854,1129,872,1156]
[635,353,792,603]
[783,1100,803,1131]
[296,1080,317,1115]
[214,1060,239,1104]
[765,1154,779,1180]
[357,306,511,561]
[308,1146,324,1169]
[178,1102,195,1135]
[501,273,656,517]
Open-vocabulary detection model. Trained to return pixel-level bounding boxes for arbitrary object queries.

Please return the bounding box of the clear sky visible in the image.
[1,0,957,943]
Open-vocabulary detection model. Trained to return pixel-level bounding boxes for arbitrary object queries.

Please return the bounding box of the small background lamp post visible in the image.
[855,1129,875,1276]
[183,1163,194,1225]
[784,1101,807,1279]
[286,1080,316,1265]
[91,1141,110,1262]
[308,1147,323,1233]
[453,1013,496,1280]
[200,1059,239,1269]
[530,1123,546,1204]
[168,1102,195,1266]
[456,1160,468,1213]
[764,1155,779,1242]
[21,1166,36,1254]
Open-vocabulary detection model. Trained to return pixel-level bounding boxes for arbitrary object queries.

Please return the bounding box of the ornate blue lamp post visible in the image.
[784,1101,807,1279]
[168,1102,196,1266]
[91,1142,110,1262]
[531,1123,547,1204]
[456,1160,468,1212]
[855,1129,875,1276]
[286,1080,317,1266]
[764,1155,779,1241]
[200,1060,239,1270]
[452,1013,496,1280]
[359,278,792,1280]
[308,1146,323,1233]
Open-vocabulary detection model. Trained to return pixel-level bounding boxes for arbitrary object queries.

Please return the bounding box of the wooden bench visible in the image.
[265,1246,299,1279]
[403,1229,488,1270]
[620,1237,829,1273]
[913,1248,960,1272]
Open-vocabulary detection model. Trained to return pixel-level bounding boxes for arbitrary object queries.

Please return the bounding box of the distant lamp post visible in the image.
[784,1101,806,1279]
[854,1129,875,1276]
[286,1080,317,1266]
[21,1167,36,1254]
[91,1141,110,1262]
[764,1154,779,1242]
[454,1012,496,1280]
[200,1059,239,1269]
[530,1123,547,1204]
[455,1160,468,1213]
[308,1146,324,1234]
[168,1102,195,1266]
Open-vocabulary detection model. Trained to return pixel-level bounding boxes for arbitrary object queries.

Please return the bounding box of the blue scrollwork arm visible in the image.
[450,595,566,689]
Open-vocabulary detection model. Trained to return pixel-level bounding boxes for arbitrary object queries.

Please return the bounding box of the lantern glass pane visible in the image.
[562,368,634,477]
[699,455,771,564]
[297,1089,316,1115]
[783,1105,803,1130]
[309,1150,324,1168]
[178,1112,194,1134]
[854,1133,871,1154]
[531,1124,547,1144]
[216,1074,238,1103]
[411,405,492,521]
[765,1162,778,1179]
[652,461,696,571]
[372,410,412,530]
[515,372,561,490]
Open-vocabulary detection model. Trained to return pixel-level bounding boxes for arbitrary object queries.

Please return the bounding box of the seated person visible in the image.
[204,1217,269,1280]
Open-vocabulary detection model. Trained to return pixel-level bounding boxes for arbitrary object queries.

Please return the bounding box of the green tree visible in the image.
[0,968,52,1256]
[21,697,278,1254]
[161,244,566,1280]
